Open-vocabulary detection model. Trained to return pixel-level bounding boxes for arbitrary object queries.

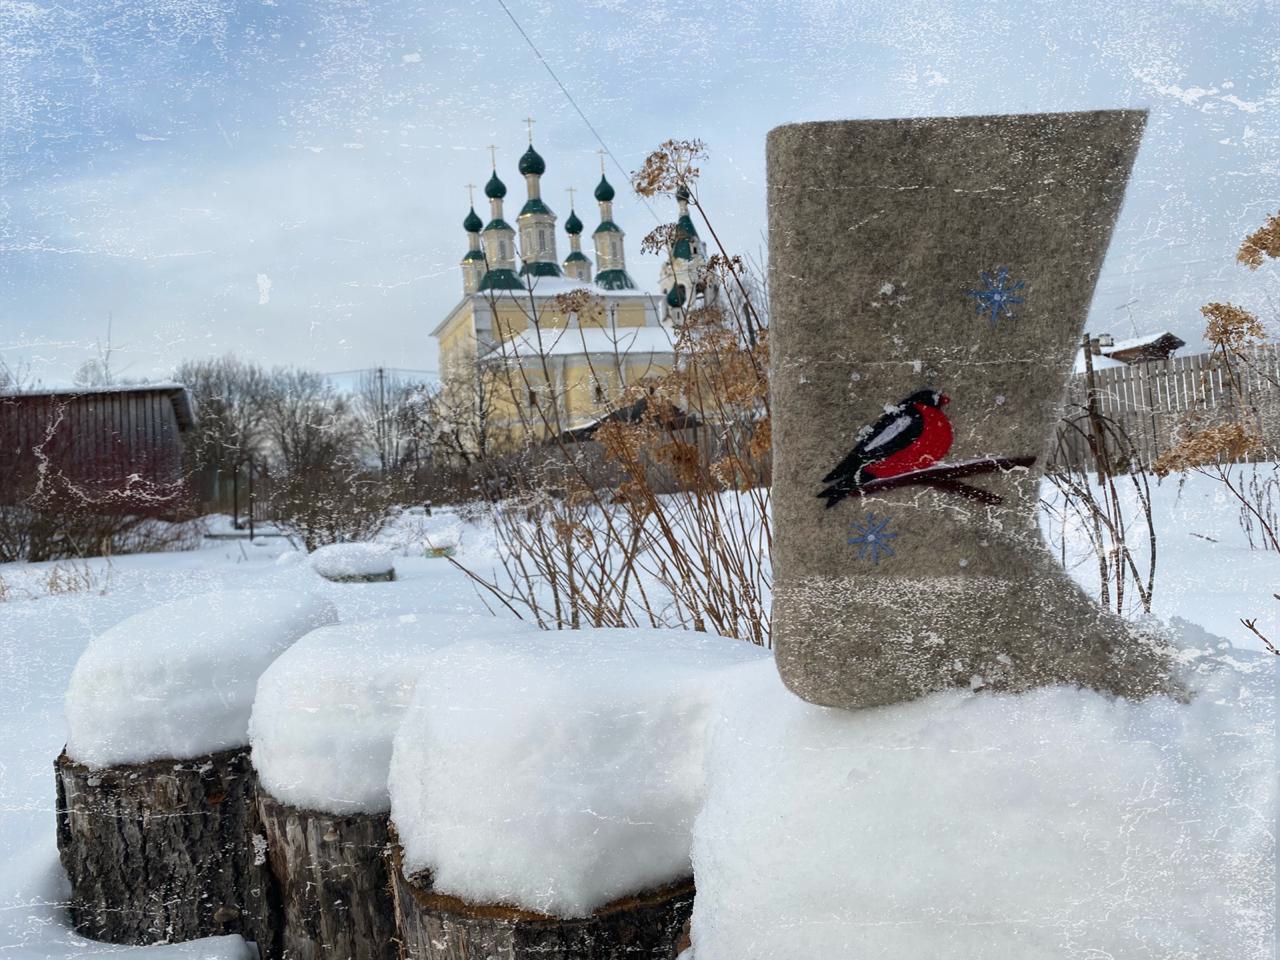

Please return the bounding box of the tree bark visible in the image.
[387,843,694,960]
[55,748,282,955]
[256,790,397,960]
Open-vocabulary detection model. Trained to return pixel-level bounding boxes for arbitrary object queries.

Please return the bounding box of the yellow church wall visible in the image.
[613,302,648,327]
[436,303,477,380]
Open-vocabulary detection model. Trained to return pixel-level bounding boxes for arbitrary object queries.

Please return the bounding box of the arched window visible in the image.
[538,228,547,253]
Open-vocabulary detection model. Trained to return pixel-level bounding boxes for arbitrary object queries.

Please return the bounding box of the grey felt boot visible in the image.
[767,110,1176,710]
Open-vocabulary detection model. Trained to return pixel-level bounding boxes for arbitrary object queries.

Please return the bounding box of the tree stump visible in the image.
[257,790,397,960]
[55,748,282,955]
[387,843,694,960]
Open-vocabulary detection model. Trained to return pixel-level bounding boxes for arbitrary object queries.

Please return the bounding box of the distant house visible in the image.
[1091,331,1186,365]
[1073,331,1187,373]
[0,383,196,509]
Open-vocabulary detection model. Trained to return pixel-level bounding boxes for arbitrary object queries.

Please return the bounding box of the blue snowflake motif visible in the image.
[847,512,899,564]
[966,266,1026,327]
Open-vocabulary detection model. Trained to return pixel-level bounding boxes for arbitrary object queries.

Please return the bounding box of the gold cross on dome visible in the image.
[566,186,576,209]
[466,183,476,205]
[597,149,607,174]
[524,117,535,143]
[488,144,497,168]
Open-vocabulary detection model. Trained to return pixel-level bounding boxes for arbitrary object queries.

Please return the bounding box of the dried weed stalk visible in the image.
[1238,211,1280,270]
[1043,396,1157,616]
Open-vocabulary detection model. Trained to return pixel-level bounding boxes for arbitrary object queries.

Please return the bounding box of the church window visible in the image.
[538,228,547,253]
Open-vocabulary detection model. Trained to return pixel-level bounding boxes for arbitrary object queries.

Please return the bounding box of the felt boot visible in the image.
[767,110,1175,709]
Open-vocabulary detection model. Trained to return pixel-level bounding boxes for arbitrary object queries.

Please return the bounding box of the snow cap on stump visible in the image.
[310,542,396,582]
[387,627,768,918]
[65,589,338,768]
[250,612,536,814]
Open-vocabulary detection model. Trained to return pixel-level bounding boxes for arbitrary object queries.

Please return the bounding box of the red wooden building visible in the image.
[0,384,196,511]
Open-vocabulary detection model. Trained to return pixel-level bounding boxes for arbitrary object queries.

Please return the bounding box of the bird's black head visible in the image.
[902,388,950,409]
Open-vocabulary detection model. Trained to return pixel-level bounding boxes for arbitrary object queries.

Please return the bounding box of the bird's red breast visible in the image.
[863,402,953,479]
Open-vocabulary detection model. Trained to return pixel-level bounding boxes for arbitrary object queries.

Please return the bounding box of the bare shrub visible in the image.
[271,464,398,551]
[1042,406,1157,617]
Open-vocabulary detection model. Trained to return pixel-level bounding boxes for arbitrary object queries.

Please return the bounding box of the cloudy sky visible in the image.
[2,0,1277,385]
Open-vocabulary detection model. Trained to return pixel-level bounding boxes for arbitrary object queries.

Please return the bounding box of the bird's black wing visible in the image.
[821,404,922,484]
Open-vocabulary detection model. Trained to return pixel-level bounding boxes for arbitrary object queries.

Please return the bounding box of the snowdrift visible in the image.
[691,649,1276,959]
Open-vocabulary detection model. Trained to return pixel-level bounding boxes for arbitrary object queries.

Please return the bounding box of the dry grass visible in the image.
[0,557,111,602]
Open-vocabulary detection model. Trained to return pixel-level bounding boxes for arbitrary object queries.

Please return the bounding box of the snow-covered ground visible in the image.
[0,471,1275,956]
[691,651,1274,958]
[1040,465,1280,646]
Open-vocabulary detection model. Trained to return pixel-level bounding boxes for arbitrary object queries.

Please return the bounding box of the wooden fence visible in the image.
[1053,344,1280,470]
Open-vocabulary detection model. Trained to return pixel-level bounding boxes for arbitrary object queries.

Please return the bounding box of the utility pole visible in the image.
[378,366,388,477]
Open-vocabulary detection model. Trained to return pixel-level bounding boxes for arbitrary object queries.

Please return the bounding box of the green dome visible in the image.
[675,184,691,202]
[564,209,583,234]
[594,175,615,202]
[673,213,699,260]
[484,171,507,199]
[666,284,686,307]
[478,268,523,291]
[519,261,562,278]
[463,207,483,233]
[595,268,637,291]
[519,197,554,217]
[518,145,546,176]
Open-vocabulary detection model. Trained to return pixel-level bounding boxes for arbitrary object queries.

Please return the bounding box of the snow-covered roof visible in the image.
[477,276,657,300]
[431,279,660,338]
[1072,349,1128,373]
[488,325,676,360]
[0,380,187,398]
[0,381,197,428]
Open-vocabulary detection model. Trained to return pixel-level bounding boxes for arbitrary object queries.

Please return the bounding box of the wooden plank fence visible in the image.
[1054,344,1280,470]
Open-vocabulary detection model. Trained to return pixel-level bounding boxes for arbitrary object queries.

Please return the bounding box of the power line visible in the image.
[493,0,662,224]
[319,366,440,377]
